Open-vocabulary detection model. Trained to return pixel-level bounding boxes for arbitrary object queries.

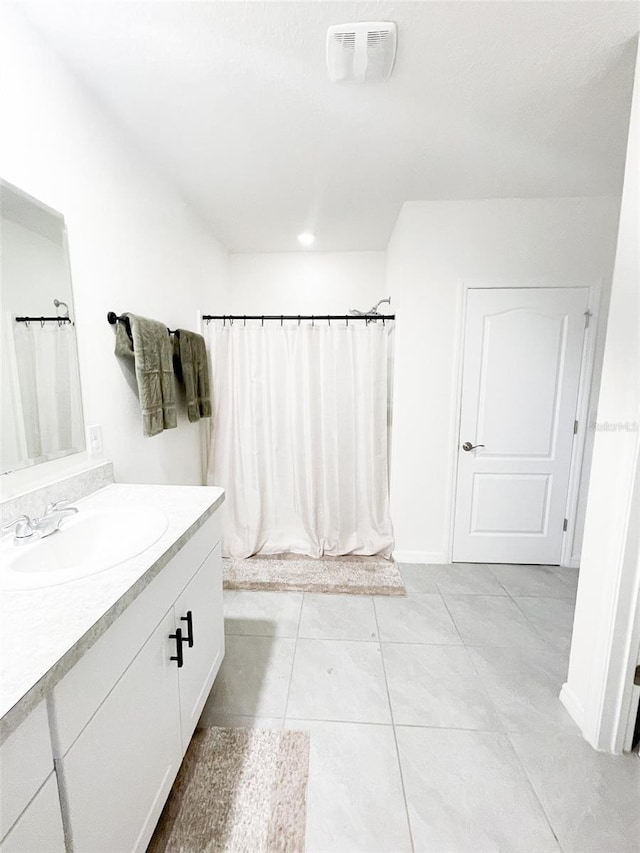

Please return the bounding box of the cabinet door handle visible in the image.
[169,627,184,668]
[180,610,194,648]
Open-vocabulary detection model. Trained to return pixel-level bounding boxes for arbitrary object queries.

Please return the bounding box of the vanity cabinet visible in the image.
[174,544,224,753]
[0,775,66,852]
[55,609,183,852]
[48,513,224,852]
[0,702,65,852]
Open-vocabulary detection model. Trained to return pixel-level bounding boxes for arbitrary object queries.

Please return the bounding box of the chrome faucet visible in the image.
[44,499,80,519]
[2,500,79,545]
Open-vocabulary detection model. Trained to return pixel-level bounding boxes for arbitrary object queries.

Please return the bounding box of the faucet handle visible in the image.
[2,514,27,530]
[45,499,70,514]
[1,515,36,539]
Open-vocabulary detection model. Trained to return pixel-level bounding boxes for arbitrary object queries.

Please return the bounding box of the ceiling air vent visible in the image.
[326,22,397,83]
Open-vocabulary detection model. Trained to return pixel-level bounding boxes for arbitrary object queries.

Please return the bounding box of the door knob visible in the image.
[462,442,485,451]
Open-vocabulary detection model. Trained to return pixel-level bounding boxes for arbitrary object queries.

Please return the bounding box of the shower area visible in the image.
[205,300,395,563]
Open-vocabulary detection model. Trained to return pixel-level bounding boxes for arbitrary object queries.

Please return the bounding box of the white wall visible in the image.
[0,6,229,489]
[386,197,621,561]
[229,252,386,315]
[562,40,640,752]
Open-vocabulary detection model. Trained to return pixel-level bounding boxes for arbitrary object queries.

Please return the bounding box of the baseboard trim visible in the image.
[560,682,585,731]
[393,550,448,565]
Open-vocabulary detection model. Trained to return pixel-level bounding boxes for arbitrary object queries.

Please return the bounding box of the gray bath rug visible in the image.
[148,726,310,853]
[223,553,406,596]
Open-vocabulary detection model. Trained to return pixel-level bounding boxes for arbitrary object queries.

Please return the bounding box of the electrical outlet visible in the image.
[87,424,103,457]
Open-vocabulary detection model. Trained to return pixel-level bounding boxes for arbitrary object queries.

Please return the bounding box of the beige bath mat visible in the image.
[223,553,406,596]
[148,726,310,853]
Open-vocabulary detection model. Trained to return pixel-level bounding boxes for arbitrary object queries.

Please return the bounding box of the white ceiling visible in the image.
[19,1,640,252]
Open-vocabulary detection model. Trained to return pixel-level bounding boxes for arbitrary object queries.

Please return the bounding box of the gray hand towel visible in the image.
[173,329,212,422]
[115,313,177,436]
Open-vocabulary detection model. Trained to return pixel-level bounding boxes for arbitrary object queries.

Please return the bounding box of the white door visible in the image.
[453,287,589,564]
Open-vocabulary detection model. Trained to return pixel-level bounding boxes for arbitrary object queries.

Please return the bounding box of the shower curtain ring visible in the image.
[312,315,315,327]
[297,315,301,326]
[261,315,264,327]
[280,315,283,327]
[243,315,246,327]
[40,318,45,328]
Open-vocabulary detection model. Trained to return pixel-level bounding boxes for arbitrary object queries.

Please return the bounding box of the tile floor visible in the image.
[200,562,640,853]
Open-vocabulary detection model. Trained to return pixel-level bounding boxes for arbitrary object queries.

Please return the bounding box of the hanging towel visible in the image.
[114,313,177,436]
[173,329,212,422]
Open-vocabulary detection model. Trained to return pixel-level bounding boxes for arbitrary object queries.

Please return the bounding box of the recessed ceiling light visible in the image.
[297,232,315,246]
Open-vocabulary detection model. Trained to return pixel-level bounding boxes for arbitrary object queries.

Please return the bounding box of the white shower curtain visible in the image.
[206,321,394,559]
[12,321,84,462]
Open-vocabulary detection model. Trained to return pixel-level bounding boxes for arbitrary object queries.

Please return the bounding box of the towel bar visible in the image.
[107,311,177,336]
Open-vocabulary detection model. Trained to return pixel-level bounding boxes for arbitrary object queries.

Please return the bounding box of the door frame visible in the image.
[566,439,640,754]
[446,279,603,567]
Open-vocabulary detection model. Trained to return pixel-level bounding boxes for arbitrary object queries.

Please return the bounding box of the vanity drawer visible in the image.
[0,774,65,853]
[48,511,221,757]
[0,701,54,840]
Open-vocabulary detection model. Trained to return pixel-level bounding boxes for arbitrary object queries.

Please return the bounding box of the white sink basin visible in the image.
[0,507,169,590]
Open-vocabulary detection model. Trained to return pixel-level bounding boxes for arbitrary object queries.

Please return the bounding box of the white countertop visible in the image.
[0,482,224,742]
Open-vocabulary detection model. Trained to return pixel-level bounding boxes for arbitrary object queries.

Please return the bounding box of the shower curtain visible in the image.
[12,321,84,462]
[206,320,394,559]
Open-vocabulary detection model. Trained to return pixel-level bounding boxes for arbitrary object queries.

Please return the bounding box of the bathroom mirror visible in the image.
[1,180,85,474]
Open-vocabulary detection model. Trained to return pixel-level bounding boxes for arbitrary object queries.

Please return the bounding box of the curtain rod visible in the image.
[202,314,396,323]
[15,316,72,324]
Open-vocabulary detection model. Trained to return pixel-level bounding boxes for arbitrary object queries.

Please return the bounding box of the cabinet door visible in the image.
[174,542,224,751]
[0,774,65,853]
[0,701,54,839]
[57,609,182,853]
